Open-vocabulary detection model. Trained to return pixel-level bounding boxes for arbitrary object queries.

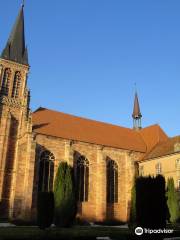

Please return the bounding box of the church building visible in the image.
[0,5,179,223]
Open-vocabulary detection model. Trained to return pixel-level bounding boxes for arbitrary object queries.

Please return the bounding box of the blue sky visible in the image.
[0,1,180,137]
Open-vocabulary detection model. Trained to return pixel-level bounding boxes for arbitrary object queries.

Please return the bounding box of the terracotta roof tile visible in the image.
[144,136,180,160]
[139,124,168,154]
[32,107,147,152]
[32,108,169,155]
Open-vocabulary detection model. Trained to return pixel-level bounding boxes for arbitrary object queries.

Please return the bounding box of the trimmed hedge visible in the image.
[136,175,167,228]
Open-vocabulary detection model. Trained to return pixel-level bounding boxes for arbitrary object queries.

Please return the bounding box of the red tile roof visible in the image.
[32,107,168,154]
[139,124,168,159]
[143,136,180,160]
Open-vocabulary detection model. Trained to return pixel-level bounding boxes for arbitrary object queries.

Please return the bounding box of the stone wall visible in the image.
[0,58,32,221]
[139,153,180,188]
[33,133,138,223]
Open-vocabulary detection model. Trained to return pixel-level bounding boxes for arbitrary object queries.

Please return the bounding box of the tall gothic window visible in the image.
[107,159,118,203]
[38,151,55,192]
[1,68,11,96]
[12,71,21,98]
[76,155,89,202]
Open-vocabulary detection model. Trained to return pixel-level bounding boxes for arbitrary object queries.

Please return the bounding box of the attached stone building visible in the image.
[139,136,180,189]
[0,5,179,223]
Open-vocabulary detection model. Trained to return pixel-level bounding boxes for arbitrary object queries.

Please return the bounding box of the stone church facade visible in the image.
[0,5,179,223]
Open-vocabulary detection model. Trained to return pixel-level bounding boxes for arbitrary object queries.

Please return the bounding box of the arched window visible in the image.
[107,159,118,203]
[76,155,89,202]
[38,151,55,192]
[1,68,11,96]
[12,71,21,98]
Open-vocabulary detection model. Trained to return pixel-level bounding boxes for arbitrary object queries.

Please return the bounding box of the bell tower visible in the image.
[0,4,33,220]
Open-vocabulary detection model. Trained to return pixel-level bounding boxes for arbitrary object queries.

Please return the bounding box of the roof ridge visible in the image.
[140,124,159,130]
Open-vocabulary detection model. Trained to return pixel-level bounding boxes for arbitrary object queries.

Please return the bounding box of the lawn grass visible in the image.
[0,226,180,240]
[0,226,130,240]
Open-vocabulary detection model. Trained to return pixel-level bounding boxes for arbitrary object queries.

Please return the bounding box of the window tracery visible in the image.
[107,159,118,203]
[76,155,89,202]
[38,150,55,192]
[12,71,21,98]
[1,68,11,96]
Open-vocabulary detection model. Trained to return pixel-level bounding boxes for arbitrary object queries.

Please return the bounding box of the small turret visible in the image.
[132,91,142,130]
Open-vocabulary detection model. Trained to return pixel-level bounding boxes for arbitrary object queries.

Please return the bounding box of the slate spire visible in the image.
[132,92,142,119]
[132,91,142,129]
[1,4,28,65]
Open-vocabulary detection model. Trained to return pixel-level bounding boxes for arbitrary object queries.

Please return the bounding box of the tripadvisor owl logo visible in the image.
[135,227,143,235]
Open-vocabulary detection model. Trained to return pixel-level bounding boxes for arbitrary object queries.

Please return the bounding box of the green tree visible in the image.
[54,162,76,227]
[166,178,179,223]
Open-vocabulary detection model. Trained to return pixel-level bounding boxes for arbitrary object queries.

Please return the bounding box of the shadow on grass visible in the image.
[0,226,180,240]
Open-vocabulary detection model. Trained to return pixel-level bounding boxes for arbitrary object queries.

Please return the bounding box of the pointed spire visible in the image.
[132,91,142,129]
[132,92,142,119]
[1,4,28,65]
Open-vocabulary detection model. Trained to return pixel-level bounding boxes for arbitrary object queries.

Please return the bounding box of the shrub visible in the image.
[136,175,167,228]
[166,178,179,223]
[37,191,54,229]
[54,162,76,227]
